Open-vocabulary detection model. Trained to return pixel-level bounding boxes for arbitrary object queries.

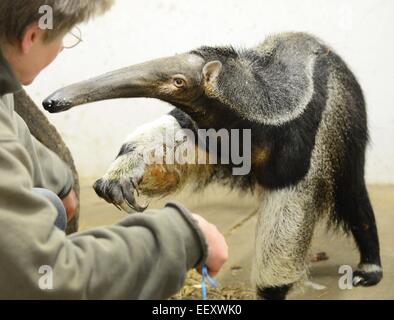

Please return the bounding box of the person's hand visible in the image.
[61,189,78,222]
[192,214,228,277]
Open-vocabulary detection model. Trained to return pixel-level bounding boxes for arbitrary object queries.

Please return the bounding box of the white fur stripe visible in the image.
[358,263,382,273]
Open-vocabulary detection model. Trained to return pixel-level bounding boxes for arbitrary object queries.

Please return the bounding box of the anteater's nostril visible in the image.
[42,99,55,110]
[42,98,73,113]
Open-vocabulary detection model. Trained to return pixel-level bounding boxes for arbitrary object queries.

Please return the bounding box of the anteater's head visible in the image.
[43,48,243,127]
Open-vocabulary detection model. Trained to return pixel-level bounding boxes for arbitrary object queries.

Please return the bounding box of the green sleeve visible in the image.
[13,109,74,197]
[0,140,207,299]
[0,100,208,299]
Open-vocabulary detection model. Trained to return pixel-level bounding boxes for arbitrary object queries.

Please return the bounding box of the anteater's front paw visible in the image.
[93,150,148,213]
[93,177,147,213]
[93,114,187,212]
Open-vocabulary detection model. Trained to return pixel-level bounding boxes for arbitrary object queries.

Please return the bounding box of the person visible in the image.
[0,0,228,299]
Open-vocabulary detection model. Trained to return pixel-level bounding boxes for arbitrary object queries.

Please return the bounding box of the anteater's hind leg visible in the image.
[253,186,318,300]
[335,175,383,286]
[346,186,382,286]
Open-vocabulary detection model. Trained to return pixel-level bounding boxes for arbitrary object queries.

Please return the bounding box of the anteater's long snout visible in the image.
[42,53,205,113]
[42,65,148,113]
[42,60,164,113]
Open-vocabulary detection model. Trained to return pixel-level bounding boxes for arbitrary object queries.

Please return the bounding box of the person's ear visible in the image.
[202,61,222,84]
[20,24,40,54]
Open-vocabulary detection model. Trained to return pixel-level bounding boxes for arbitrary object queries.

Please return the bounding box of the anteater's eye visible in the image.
[173,77,186,88]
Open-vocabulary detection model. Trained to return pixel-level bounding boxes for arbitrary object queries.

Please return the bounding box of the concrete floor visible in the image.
[79,181,393,299]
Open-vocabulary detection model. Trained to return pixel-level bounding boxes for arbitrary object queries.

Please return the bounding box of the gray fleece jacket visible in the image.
[0,50,207,299]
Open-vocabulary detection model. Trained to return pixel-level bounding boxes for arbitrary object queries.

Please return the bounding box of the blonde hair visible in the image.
[0,0,114,44]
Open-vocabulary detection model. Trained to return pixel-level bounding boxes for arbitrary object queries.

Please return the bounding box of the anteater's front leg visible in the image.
[93,112,212,212]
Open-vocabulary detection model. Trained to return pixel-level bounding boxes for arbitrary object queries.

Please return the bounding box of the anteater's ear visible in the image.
[203,61,222,84]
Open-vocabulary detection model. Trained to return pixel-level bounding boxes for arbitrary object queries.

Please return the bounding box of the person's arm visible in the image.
[0,108,208,299]
[11,94,77,219]
[30,134,74,197]
[28,131,77,220]
[12,109,74,198]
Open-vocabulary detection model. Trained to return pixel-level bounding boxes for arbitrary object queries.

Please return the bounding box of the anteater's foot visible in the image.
[256,284,293,300]
[353,263,383,287]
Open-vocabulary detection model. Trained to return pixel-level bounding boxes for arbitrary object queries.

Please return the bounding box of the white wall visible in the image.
[27,0,394,183]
